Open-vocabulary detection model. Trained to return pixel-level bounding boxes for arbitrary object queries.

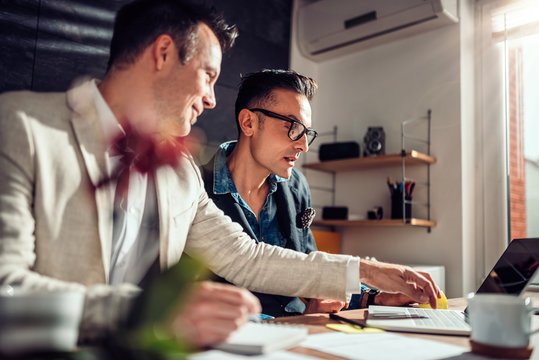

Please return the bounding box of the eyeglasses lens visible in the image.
[289,122,303,140]
[306,132,316,145]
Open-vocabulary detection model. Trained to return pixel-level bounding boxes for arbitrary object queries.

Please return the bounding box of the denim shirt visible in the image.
[203,141,368,315]
[213,141,286,247]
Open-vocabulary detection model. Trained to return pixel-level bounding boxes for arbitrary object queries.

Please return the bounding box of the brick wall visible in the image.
[509,46,527,240]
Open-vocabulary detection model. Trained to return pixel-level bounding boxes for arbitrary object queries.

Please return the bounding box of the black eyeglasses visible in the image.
[249,108,318,146]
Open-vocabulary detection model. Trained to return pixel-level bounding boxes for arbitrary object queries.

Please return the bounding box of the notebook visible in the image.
[213,322,308,355]
[366,237,539,335]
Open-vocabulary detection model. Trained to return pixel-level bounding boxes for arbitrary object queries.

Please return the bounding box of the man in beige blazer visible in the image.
[0,0,440,347]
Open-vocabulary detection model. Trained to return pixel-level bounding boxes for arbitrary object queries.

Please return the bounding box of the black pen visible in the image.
[409,182,416,198]
[329,313,367,329]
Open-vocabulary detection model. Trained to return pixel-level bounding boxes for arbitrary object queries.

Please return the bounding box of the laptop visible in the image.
[366,237,539,335]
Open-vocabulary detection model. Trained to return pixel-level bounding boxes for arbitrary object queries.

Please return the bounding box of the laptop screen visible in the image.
[475,237,539,295]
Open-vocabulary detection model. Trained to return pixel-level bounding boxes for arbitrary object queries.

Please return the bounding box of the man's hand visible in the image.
[360,259,441,308]
[169,281,261,348]
[304,298,346,314]
[374,292,415,307]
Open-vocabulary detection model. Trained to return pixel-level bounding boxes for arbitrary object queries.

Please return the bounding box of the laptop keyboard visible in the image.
[406,308,469,330]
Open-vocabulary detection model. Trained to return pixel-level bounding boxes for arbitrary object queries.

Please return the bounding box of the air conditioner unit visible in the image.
[297,0,459,61]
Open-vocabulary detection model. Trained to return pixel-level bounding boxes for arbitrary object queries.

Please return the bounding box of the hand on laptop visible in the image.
[359,259,441,309]
[418,291,448,309]
[169,281,261,348]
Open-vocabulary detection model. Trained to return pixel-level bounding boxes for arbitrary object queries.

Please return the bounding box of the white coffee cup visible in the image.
[467,293,539,348]
[0,286,84,355]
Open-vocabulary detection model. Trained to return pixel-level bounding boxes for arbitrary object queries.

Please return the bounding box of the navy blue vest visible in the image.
[200,156,317,317]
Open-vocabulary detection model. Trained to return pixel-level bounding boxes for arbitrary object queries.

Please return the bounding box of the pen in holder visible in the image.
[387,178,414,219]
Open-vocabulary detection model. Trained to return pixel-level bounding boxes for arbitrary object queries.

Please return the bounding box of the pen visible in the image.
[248,313,275,322]
[387,176,394,195]
[329,313,367,329]
[409,182,415,198]
[405,181,411,195]
[368,313,427,319]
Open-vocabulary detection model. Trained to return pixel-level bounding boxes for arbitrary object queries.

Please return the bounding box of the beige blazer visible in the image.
[0,80,353,338]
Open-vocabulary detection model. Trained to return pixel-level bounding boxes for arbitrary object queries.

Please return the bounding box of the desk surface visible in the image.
[269,297,522,360]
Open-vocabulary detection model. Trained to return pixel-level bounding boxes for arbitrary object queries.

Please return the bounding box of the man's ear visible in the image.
[238,109,257,137]
[152,34,175,71]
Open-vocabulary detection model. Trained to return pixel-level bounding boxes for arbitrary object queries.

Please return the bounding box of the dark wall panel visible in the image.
[32,31,109,91]
[38,0,121,47]
[31,0,127,91]
[0,0,40,26]
[0,0,292,145]
[0,0,39,91]
[211,0,292,88]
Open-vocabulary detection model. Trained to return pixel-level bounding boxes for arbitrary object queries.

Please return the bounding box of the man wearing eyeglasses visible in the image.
[201,69,419,317]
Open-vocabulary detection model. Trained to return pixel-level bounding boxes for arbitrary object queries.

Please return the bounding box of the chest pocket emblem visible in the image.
[297,207,316,229]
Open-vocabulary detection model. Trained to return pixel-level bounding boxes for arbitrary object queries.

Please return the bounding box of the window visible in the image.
[492,1,539,239]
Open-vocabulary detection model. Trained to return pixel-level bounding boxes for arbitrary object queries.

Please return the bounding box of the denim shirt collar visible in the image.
[213,141,285,197]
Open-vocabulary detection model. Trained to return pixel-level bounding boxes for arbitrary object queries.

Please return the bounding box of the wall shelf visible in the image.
[305,110,435,232]
[313,218,437,228]
[303,150,436,173]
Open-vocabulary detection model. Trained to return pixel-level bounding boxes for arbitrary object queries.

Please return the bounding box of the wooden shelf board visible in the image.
[303,150,436,173]
[313,218,437,228]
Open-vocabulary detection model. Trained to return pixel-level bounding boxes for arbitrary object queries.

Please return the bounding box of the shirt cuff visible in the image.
[345,256,361,301]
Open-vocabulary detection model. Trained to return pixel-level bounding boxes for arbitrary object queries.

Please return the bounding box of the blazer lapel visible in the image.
[154,166,170,272]
[155,161,199,270]
[67,80,114,281]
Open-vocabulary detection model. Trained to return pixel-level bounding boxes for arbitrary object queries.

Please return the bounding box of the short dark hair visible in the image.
[107,0,238,70]
[234,69,318,135]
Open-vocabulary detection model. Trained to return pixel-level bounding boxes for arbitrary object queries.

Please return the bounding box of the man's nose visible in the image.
[296,133,309,153]
[203,85,216,109]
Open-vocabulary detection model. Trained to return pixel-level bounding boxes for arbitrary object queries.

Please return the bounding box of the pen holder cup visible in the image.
[391,194,412,219]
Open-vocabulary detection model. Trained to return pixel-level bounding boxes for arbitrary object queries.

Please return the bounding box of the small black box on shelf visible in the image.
[322,206,348,220]
[319,142,360,162]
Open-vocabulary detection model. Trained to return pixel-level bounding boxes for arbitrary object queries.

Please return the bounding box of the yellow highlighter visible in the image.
[418,291,448,309]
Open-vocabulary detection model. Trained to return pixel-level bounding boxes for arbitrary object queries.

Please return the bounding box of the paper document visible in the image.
[301,332,466,360]
[188,349,319,360]
[213,322,308,355]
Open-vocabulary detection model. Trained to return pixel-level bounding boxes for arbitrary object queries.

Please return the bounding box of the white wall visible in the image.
[291,0,477,297]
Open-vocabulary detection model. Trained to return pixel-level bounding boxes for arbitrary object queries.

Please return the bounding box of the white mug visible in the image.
[0,286,84,355]
[467,293,539,348]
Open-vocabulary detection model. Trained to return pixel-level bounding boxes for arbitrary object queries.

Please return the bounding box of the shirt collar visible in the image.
[89,79,125,149]
[212,141,286,196]
[213,141,237,195]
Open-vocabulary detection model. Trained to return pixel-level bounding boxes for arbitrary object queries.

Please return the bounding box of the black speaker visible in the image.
[363,127,385,157]
[322,206,348,220]
[319,142,360,162]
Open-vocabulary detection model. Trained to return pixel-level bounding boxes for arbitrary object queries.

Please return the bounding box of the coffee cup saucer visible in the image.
[470,339,533,359]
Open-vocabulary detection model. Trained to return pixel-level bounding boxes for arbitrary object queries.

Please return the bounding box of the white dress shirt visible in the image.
[90,80,159,285]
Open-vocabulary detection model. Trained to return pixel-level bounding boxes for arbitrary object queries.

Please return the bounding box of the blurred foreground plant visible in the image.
[109,257,208,360]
